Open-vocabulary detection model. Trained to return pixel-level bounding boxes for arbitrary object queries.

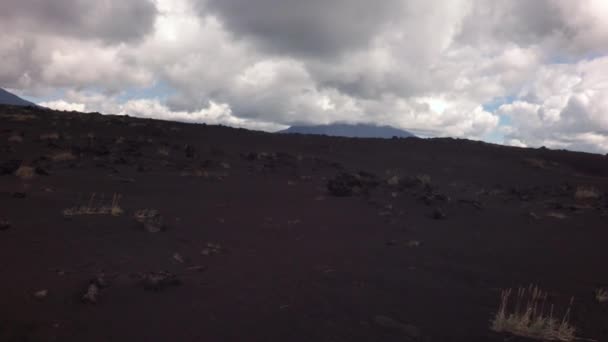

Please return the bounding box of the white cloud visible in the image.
[499,56,608,153]
[39,100,86,112]
[39,90,287,132]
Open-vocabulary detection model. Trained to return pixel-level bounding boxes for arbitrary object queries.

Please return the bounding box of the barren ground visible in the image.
[1,105,607,341]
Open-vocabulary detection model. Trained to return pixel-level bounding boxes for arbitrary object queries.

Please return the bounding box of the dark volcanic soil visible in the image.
[1,105,608,342]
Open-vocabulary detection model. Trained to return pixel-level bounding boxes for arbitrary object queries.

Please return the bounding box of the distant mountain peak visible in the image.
[279,123,415,139]
[0,88,37,107]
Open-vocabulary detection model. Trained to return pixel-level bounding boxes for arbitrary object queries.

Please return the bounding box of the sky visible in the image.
[1,0,608,154]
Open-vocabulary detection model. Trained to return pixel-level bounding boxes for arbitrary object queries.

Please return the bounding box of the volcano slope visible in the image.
[1,104,608,342]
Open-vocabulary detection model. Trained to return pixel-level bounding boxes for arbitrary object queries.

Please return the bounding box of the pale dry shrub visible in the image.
[491,285,576,341]
[575,186,601,201]
[40,132,60,140]
[15,165,35,180]
[63,193,123,217]
[8,134,23,143]
[596,288,608,303]
[49,151,77,162]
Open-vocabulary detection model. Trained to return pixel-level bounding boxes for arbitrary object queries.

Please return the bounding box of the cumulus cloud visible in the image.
[198,0,406,57]
[40,89,286,132]
[39,100,86,112]
[2,0,608,152]
[499,56,608,153]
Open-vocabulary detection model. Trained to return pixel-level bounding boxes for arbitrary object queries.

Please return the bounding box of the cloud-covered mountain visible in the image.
[280,123,415,139]
[0,88,36,107]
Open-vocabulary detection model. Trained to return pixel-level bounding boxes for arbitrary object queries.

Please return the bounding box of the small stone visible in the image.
[431,208,446,220]
[186,265,206,272]
[173,253,184,263]
[201,242,223,256]
[0,160,22,175]
[82,283,100,304]
[134,209,165,233]
[406,240,422,248]
[35,166,50,176]
[546,212,567,219]
[94,274,108,288]
[387,175,400,186]
[34,289,48,299]
[139,271,181,291]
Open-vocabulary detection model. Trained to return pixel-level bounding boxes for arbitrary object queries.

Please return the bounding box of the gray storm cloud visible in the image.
[199,0,404,57]
[0,0,157,43]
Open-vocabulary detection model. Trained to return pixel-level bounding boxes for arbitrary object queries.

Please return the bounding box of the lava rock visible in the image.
[431,208,446,220]
[134,209,165,233]
[0,219,11,231]
[0,160,22,175]
[139,271,181,291]
[82,283,100,304]
[327,171,379,197]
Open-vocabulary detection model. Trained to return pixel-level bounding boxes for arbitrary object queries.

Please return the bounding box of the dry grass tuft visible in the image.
[158,147,170,156]
[491,285,576,341]
[63,193,123,217]
[40,132,60,140]
[596,288,608,303]
[574,186,601,201]
[546,212,567,220]
[49,151,77,162]
[8,134,23,143]
[15,165,35,180]
[0,113,36,121]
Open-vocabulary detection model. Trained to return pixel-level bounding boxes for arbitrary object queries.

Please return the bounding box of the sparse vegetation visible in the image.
[8,134,23,143]
[63,193,123,217]
[491,285,576,341]
[49,151,77,162]
[595,288,608,303]
[40,132,60,140]
[575,186,601,201]
[15,165,35,180]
